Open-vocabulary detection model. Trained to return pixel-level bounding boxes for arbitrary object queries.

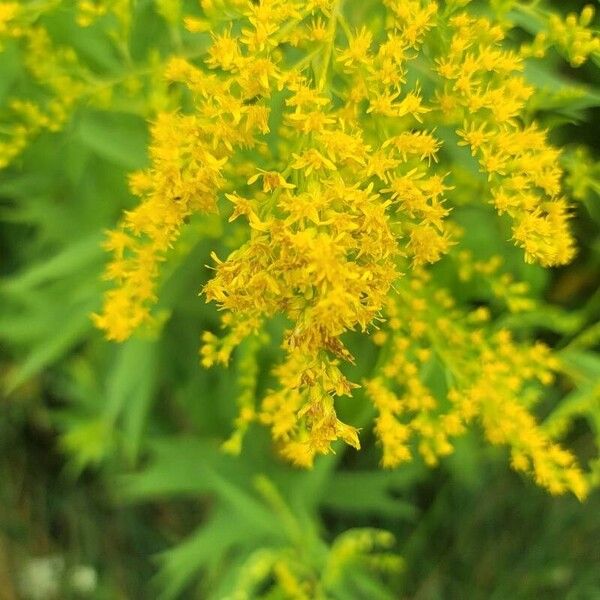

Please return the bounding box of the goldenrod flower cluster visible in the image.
[0,0,176,168]
[93,0,598,498]
[366,265,587,499]
[521,5,600,67]
[0,3,83,167]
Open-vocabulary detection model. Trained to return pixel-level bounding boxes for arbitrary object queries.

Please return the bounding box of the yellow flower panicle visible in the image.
[0,1,181,169]
[95,0,596,497]
[521,5,600,67]
[94,55,271,340]
[0,22,87,168]
[366,267,588,499]
[260,351,361,468]
[439,13,576,266]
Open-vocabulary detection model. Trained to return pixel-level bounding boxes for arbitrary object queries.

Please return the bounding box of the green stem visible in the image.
[317,0,344,91]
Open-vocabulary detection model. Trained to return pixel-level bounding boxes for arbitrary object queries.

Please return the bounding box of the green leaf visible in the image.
[1,233,103,294]
[77,110,148,168]
[559,349,600,384]
[119,437,282,531]
[322,469,419,519]
[499,307,585,335]
[155,515,259,600]
[104,337,160,463]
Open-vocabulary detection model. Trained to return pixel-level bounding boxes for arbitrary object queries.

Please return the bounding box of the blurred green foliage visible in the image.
[1,0,599,598]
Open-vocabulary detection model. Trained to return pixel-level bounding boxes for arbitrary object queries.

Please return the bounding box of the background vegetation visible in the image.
[1,0,599,598]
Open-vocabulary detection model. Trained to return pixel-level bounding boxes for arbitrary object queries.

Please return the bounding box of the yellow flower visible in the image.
[337,26,373,69]
[247,170,296,192]
[0,2,18,35]
[92,0,593,497]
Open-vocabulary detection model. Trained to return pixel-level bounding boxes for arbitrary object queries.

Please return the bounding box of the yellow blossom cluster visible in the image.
[521,5,600,67]
[0,2,19,44]
[94,0,596,497]
[76,0,132,29]
[0,0,179,168]
[438,13,576,266]
[366,267,588,499]
[228,476,402,599]
[0,5,85,167]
